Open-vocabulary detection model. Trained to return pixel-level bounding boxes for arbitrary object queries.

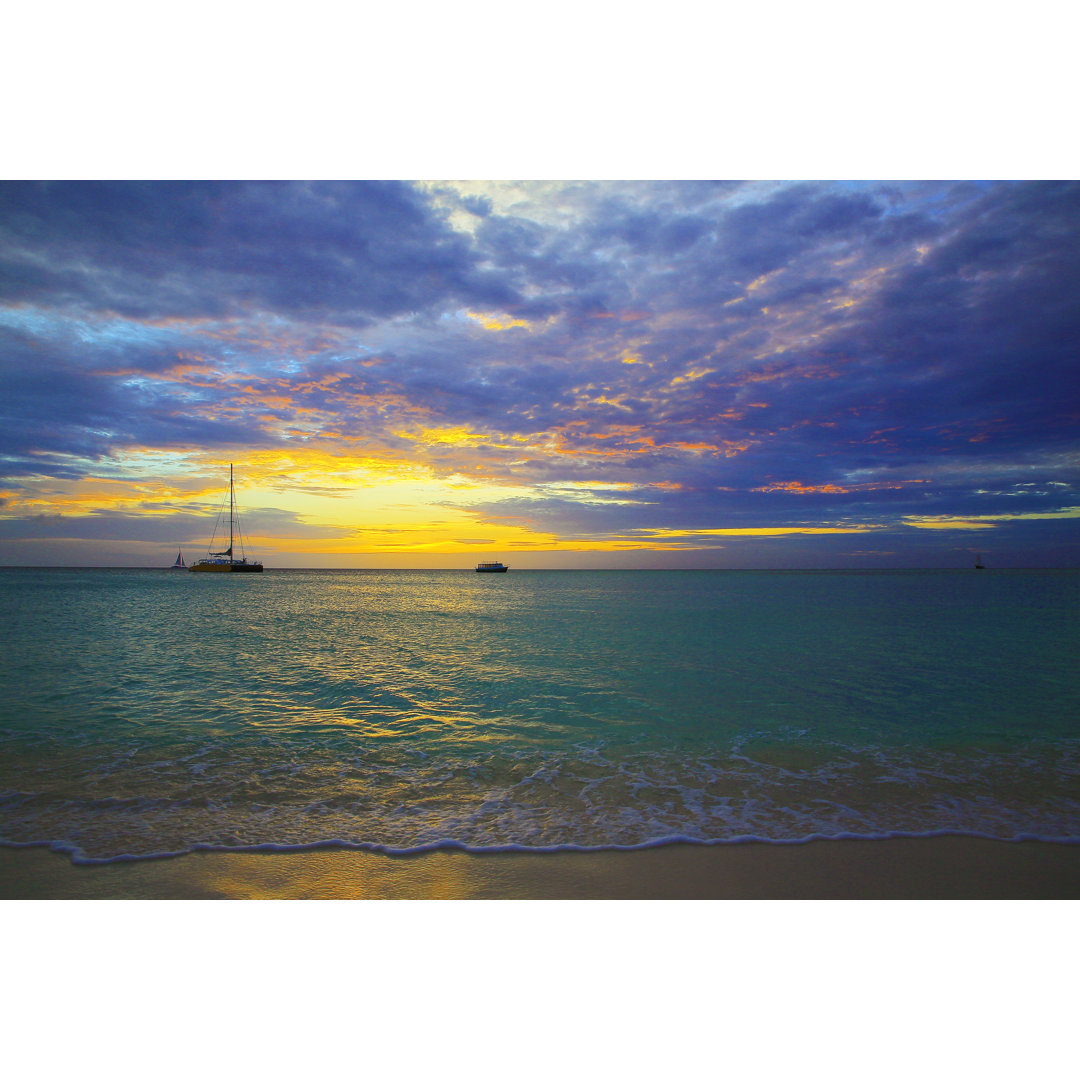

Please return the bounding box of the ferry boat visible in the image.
[189,465,264,573]
[169,549,186,570]
[475,561,508,573]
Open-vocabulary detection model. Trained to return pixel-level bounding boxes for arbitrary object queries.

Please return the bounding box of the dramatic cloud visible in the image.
[0,181,518,323]
[1,180,1077,567]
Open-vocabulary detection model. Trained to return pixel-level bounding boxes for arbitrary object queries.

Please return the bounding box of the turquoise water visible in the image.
[1,568,1078,862]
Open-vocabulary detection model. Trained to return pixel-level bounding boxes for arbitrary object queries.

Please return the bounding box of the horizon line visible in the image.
[1,564,1075,573]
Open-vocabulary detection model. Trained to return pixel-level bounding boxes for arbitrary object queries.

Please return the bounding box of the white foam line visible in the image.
[3,828,1080,867]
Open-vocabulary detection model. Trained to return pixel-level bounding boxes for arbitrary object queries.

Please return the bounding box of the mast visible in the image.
[229,462,234,560]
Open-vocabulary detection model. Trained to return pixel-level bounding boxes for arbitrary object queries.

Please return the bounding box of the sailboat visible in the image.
[169,549,186,569]
[189,464,264,573]
[975,554,986,570]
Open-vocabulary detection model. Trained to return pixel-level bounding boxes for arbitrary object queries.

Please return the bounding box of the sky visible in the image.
[1,179,1078,568]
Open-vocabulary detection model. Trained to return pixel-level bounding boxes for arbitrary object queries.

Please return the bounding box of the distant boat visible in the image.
[169,549,186,570]
[189,464,264,573]
[975,554,985,570]
[475,561,508,573]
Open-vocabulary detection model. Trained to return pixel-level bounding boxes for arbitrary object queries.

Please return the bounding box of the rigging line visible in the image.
[205,487,230,554]
[235,509,247,560]
[232,481,249,560]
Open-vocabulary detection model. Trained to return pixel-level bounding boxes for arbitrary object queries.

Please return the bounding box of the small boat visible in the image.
[189,464,264,573]
[975,554,985,570]
[475,561,508,573]
[169,549,186,570]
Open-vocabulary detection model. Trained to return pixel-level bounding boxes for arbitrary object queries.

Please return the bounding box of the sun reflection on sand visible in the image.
[5,841,1080,899]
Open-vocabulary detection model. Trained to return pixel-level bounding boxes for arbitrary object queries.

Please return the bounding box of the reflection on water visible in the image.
[1,568,1078,860]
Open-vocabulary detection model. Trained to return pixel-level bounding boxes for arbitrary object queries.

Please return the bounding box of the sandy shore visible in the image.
[2,836,1079,899]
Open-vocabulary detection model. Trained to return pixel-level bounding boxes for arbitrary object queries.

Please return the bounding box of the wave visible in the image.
[5,735,1080,863]
[4,827,1080,868]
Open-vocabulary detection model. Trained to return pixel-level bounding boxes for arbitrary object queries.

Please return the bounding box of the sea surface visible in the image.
[1,568,1078,863]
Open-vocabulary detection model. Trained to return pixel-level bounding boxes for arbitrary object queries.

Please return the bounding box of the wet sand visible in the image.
[2,836,1079,899]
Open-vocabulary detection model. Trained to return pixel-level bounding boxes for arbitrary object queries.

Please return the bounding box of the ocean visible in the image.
[1,567,1077,864]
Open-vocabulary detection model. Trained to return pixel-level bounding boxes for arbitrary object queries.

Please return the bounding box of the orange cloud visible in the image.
[753,481,850,494]
[729,362,841,386]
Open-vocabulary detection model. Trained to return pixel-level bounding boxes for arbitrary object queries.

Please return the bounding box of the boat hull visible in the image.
[475,566,508,573]
[189,561,263,573]
[190,466,264,572]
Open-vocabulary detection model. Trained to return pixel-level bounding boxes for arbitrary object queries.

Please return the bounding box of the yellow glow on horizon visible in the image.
[904,507,1080,530]
[12,436,1070,564]
[2,452,885,559]
[904,519,998,531]
[636,525,877,539]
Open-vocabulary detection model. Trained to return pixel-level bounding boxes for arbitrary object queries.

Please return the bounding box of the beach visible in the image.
[3,837,1079,899]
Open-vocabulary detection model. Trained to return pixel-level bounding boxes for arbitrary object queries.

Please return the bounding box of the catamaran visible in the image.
[189,464,264,573]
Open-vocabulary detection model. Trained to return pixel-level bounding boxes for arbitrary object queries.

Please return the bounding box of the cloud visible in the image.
[0,181,517,323]
[2,180,1078,566]
[0,505,349,543]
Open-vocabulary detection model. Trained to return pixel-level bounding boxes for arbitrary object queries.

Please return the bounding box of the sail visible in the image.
[171,549,185,569]
[189,465,263,572]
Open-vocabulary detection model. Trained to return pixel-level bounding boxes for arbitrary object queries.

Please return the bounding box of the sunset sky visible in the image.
[1,179,1077,568]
